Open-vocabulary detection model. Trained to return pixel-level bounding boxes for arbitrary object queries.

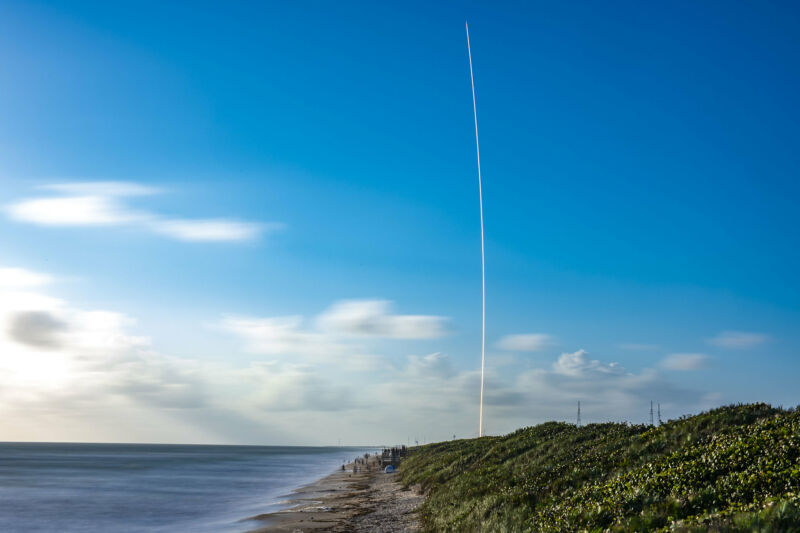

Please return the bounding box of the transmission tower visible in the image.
[658,403,662,425]
[650,400,654,426]
[577,400,581,427]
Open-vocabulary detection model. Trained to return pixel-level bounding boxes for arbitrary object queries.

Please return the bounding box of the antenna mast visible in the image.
[466,21,486,438]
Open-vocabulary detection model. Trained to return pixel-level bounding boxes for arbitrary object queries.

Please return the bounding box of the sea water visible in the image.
[0,442,376,533]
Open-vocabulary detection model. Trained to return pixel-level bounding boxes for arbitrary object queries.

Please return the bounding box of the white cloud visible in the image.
[219,315,343,357]
[707,331,769,349]
[0,265,225,439]
[5,181,272,243]
[7,195,144,226]
[405,352,456,380]
[317,299,448,339]
[0,265,348,445]
[236,362,354,412]
[220,299,448,362]
[151,219,269,242]
[660,353,712,371]
[0,264,714,444]
[0,267,53,288]
[369,348,704,439]
[497,333,553,351]
[510,363,697,428]
[552,349,623,376]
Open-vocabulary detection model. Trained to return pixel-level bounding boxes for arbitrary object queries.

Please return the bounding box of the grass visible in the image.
[399,404,800,532]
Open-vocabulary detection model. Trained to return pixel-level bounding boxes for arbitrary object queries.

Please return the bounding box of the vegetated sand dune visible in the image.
[400,403,800,532]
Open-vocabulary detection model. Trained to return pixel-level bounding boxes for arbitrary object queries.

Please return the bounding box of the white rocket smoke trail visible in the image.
[466,21,486,438]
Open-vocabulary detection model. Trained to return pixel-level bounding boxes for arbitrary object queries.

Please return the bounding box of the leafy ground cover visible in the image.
[400,404,800,532]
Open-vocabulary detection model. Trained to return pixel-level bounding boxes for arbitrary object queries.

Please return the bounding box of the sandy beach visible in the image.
[247,455,423,533]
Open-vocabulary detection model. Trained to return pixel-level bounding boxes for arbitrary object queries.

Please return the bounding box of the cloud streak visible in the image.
[707,331,769,349]
[0,267,54,288]
[316,299,448,339]
[220,315,345,357]
[497,333,554,351]
[5,181,273,243]
[220,299,449,362]
[660,353,712,371]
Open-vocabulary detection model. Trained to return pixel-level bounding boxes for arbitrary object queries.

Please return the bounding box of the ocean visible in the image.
[0,442,376,533]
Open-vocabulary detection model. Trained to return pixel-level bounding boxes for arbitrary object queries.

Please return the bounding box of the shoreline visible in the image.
[246,455,423,532]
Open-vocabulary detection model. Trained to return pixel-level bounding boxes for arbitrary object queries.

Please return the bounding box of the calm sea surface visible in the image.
[0,442,376,533]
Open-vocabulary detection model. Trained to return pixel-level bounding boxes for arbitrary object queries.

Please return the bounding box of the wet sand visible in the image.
[247,456,422,533]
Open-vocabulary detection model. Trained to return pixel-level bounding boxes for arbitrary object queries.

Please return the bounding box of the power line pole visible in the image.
[658,403,662,425]
[650,400,654,426]
[577,400,581,428]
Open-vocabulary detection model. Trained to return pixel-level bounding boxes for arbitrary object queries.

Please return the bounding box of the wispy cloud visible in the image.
[220,315,345,357]
[552,349,622,376]
[0,264,713,443]
[707,331,769,349]
[660,353,712,371]
[5,181,274,243]
[221,299,449,359]
[405,352,457,380]
[497,333,554,351]
[236,362,355,412]
[0,267,54,288]
[152,219,270,242]
[316,299,448,339]
[0,264,307,442]
[377,348,706,434]
[8,194,141,226]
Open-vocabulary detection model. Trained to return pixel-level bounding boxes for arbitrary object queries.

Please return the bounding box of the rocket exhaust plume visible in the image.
[466,21,486,438]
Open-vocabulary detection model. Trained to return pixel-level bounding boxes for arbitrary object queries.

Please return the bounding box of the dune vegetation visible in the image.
[400,404,800,532]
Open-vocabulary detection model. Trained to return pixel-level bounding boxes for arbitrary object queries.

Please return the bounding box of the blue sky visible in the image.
[1,1,799,444]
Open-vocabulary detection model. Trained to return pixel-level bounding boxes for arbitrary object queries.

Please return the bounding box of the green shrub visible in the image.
[400,404,800,532]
